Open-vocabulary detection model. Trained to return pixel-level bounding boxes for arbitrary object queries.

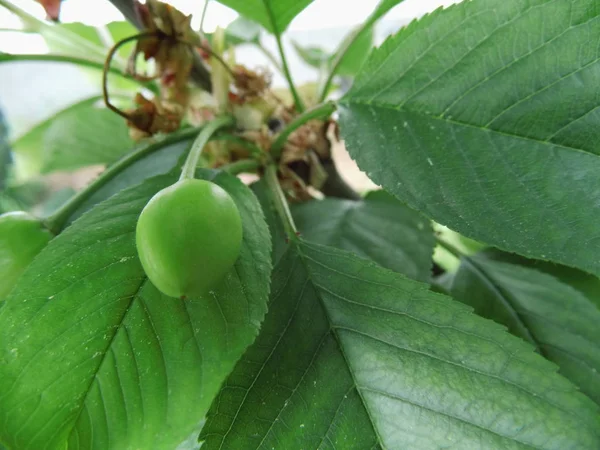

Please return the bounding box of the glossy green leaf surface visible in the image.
[339,0,600,276]
[214,0,314,34]
[292,191,433,281]
[0,172,272,450]
[200,241,600,449]
[451,252,600,404]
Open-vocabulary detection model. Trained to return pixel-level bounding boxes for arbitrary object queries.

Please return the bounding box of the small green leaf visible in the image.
[11,97,134,175]
[0,108,10,190]
[64,134,194,226]
[339,0,600,276]
[225,16,262,44]
[291,40,330,69]
[0,171,272,449]
[451,251,600,404]
[293,28,373,76]
[214,0,314,34]
[335,26,373,76]
[200,241,600,449]
[292,191,434,281]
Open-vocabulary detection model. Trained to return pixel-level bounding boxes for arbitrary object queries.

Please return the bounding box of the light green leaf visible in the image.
[451,252,600,405]
[292,190,434,281]
[339,0,600,276]
[0,108,10,190]
[225,16,262,44]
[291,40,330,69]
[0,171,272,450]
[200,241,600,449]
[214,0,314,34]
[293,27,373,76]
[64,134,194,227]
[335,26,373,76]
[11,96,133,174]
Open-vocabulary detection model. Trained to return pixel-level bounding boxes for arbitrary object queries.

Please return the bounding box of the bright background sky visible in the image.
[0,0,459,139]
[1,0,459,36]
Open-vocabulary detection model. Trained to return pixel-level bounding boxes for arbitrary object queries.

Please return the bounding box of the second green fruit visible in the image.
[136,179,243,298]
[0,211,53,299]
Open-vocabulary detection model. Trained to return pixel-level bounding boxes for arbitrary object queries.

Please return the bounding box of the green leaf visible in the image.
[451,252,600,405]
[64,133,194,227]
[0,108,10,190]
[335,27,373,76]
[0,171,272,450]
[11,96,133,175]
[250,180,288,265]
[292,191,434,281]
[200,241,600,449]
[339,0,600,276]
[214,0,314,34]
[479,250,600,311]
[225,16,262,44]
[293,28,373,76]
[291,40,330,69]
[41,21,136,63]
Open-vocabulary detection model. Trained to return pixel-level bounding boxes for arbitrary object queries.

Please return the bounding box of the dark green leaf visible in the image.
[214,0,314,34]
[339,0,600,276]
[0,171,272,449]
[250,179,288,265]
[292,191,433,281]
[480,250,600,311]
[451,252,600,404]
[201,241,600,449]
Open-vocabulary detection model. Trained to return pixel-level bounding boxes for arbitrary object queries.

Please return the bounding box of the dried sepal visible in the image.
[127,93,183,140]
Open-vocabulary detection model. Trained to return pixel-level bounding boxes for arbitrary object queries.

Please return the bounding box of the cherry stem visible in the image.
[44,128,200,234]
[264,164,298,240]
[270,101,337,159]
[103,31,158,120]
[180,116,235,181]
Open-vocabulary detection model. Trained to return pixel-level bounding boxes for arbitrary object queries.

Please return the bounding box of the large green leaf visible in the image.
[200,241,600,449]
[292,191,434,281]
[451,252,600,405]
[339,0,600,276]
[0,171,272,449]
[214,0,314,34]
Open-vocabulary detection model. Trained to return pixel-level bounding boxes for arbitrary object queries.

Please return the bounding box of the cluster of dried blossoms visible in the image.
[104,0,335,200]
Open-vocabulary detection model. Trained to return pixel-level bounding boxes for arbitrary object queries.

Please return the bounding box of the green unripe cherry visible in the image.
[136,179,243,298]
[0,211,53,298]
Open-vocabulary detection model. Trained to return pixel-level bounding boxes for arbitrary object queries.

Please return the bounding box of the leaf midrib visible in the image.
[340,100,600,159]
[295,243,554,449]
[63,276,149,448]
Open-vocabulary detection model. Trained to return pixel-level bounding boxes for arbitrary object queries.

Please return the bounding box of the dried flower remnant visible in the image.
[127,94,182,140]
